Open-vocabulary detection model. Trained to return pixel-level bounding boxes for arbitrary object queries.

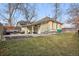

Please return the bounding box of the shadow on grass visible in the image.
[73,32,79,40]
[0,32,79,56]
[72,32,79,55]
[0,41,8,56]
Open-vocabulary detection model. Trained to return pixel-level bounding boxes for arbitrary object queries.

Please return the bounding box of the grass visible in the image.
[0,32,79,56]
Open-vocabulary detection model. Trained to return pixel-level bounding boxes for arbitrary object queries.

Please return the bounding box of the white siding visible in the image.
[38,23,49,34]
[21,27,30,34]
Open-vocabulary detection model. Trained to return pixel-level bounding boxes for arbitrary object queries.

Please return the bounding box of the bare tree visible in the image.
[68,4,79,34]
[52,3,61,29]
[18,4,37,24]
[0,3,19,26]
[53,3,61,21]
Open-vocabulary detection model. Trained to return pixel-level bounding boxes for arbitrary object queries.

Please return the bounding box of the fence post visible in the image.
[0,27,5,41]
[0,30,3,40]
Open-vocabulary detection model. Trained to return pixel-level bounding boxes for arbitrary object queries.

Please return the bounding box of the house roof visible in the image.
[18,17,63,27]
[35,16,62,24]
[17,20,30,25]
[34,17,54,24]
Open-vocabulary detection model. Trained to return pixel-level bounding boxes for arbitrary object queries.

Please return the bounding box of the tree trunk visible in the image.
[0,29,3,40]
[77,29,79,36]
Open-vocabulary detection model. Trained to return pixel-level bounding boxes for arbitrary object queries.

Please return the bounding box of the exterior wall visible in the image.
[48,21,63,30]
[57,23,62,29]
[62,28,76,32]
[53,22,57,30]
[38,21,58,34]
[4,26,15,30]
[21,27,30,34]
[0,26,3,30]
[37,21,63,34]
[38,23,49,34]
[48,21,53,31]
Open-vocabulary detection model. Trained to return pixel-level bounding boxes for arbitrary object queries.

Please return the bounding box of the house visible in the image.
[17,17,63,34]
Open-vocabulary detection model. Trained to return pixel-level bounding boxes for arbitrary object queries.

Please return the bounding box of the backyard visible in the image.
[0,33,79,56]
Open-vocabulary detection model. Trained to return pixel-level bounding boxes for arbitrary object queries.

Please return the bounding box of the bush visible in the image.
[57,29,62,33]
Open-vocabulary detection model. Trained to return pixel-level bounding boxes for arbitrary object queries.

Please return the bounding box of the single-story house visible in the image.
[17,17,63,34]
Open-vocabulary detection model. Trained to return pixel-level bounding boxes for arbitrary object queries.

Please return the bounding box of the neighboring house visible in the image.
[17,17,63,34]
[62,23,76,32]
[0,24,21,35]
[62,28,76,32]
[0,22,3,30]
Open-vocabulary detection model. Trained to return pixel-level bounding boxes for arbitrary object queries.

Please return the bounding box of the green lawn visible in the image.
[0,33,79,56]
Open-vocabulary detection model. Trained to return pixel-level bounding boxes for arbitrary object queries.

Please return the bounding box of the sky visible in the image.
[36,3,53,19]
[36,3,70,23]
[0,3,71,25]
